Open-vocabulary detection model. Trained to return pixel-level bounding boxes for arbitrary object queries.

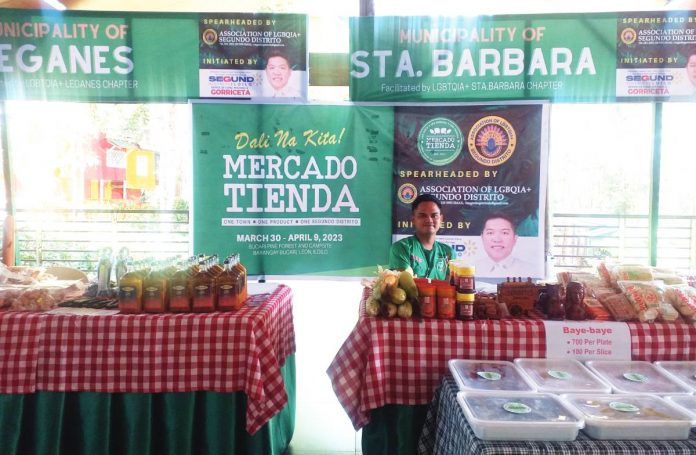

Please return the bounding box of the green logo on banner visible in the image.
[417,118,463,166]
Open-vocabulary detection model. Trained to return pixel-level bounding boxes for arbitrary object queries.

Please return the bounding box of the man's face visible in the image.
[266,56,291,90]
[412,201,442,238]
[687,55,696,87]
[481,217,517,262]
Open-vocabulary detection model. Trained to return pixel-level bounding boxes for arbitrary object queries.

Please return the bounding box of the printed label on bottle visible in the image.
[420,296,435,318]
[119,286,136,300]
[171,284,187,297]
[218,284,233,296]
[623,372,648,383]
[194,284,210,297]
[609,401,640,412]
[144,286,161,299]
[477,371,502,381]
[503,402,531,414]
[548,370,573,380]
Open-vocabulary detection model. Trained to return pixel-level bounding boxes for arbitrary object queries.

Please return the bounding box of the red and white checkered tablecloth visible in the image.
[628,321,696,361]
[0,311,45,394]
[327,290,546,429]
[328,289,696,430]
[0,284,295,434]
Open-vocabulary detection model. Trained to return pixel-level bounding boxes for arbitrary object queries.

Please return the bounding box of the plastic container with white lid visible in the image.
[664,395,696,425]
[456,391,585,441]
[561,393,693,440]
[514,358,611,394]
[655,361,696,393]
[584,360,692,395]
[448,359,535,392]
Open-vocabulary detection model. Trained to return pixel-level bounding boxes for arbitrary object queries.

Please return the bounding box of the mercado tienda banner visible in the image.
[350,11,696,102]
[392,104,548,280]
[0,9,307,102]
[192,104,393,277]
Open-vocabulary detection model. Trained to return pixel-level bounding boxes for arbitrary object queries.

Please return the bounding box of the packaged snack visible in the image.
[614,265,654,282]
[597,292,638,322]
[652,270,686,286]
[664,286,696,323]
[617,280,663,323]
[584,297,612,321]
[597,261,617,289]
[658,302,680,322]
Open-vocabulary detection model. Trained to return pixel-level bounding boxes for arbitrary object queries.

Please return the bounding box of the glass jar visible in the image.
[437,285,456,319]
[456,265,476,293]
[417,283,437,318]
[456,291,475,320]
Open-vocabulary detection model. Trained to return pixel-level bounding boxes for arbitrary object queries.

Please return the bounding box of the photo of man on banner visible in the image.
[475,211,534,277]
[261,49,302,98]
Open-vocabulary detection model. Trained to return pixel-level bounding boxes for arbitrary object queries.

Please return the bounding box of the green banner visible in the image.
[616,11,696,99]
[192,104,393,277]
[0,10,307,102]
[198,13,307,101]
[350,14,618,102]
[392,104,547,279]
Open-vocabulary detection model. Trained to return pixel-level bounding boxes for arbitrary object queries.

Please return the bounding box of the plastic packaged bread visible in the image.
[617,280,663,323]
[597,292,638,322]
[614,265,654,282]
[664,285,696,322]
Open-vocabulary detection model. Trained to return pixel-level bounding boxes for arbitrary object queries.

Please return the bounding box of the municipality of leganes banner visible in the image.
[392,104,548,280]
[192,104,393,277]
[0,9,307,102]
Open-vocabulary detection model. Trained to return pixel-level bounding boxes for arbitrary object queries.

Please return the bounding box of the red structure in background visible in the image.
[83,133,143,202]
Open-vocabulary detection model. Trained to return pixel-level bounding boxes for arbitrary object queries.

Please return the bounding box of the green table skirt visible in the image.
[0,355,295,455]
[361,403,428,455]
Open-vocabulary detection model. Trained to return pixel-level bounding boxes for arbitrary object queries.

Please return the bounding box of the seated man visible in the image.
[389,193,454,280]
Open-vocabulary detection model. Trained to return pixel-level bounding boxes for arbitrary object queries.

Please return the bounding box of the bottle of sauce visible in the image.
[142,267,168,313]
[216,257,237,311]
[191,256,216,312]
[169,259,192,313]
[232,253,248,309]
[118,266,143,314]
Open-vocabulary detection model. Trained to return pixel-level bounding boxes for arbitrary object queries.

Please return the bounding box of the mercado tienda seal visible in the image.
[417,117,463,166]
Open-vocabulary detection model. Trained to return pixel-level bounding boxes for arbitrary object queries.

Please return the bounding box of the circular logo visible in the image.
[467,116,516,167]
[620,27,637,45]
[202,28,218,46]
[476,371,502,381]
[503,402,532,414]
[548,370,573,380]
[609,401,640,413]
[417,118,463,166]
[623,372,648,383]
[397,183,417,204]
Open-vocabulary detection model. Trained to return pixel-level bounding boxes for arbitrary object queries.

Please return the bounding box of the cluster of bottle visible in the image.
[414,261,480,320]
[117,254,248,314]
